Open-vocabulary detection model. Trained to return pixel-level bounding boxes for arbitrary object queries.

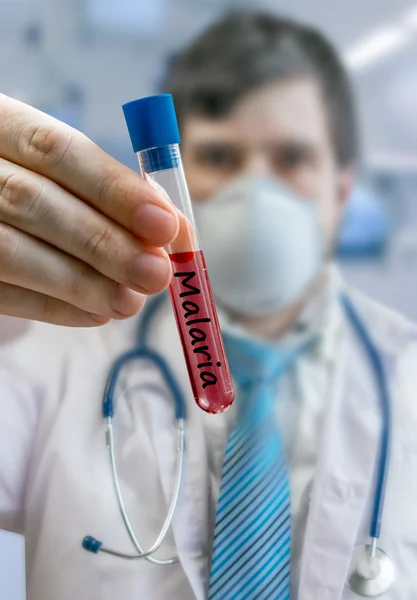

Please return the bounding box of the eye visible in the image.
[273,145,313,172]
[195,144,242,171]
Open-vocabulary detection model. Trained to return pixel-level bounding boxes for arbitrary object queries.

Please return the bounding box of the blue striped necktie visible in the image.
[208,333,304,600]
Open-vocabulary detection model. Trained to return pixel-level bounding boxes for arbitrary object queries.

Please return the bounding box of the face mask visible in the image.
[192,175,323,317]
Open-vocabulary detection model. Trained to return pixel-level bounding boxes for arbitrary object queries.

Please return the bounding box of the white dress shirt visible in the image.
[203,267,344,597]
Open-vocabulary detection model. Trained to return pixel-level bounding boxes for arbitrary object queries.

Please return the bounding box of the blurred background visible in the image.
[0,0,416,320]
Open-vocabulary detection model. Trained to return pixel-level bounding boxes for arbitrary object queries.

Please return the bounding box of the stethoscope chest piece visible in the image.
[348,544,395,597]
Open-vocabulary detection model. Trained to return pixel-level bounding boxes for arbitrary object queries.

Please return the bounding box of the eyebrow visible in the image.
[192,142,244,160]
[191,138,319,152]
[192,140,240,150]
[265,139,319,154]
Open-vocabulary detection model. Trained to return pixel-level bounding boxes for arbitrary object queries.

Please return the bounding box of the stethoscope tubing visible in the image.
[84,292,392,578]
[341,294,391,541]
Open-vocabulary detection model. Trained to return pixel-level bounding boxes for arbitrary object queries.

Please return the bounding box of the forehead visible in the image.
[182,77,330,148]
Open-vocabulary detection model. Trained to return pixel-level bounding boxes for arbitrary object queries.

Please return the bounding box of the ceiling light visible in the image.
[344,26,410,71]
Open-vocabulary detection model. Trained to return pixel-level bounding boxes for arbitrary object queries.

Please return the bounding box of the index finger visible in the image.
[0,94,179,243]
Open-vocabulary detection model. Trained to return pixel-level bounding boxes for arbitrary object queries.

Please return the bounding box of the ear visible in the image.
[337,166,356,208]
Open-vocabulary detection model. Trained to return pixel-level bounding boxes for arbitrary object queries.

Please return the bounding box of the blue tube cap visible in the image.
[122,94,181,153]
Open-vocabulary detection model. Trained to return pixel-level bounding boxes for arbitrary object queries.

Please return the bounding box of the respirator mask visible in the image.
[193,175,323,317]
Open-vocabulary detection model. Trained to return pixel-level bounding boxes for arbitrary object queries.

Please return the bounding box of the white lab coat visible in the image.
[0,285,417,600]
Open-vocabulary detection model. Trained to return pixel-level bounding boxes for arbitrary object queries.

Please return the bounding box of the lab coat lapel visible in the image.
[298,314,382,599]
[148,303,210,600]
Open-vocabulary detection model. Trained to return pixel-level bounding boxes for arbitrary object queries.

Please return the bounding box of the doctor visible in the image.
[1,10,417,600]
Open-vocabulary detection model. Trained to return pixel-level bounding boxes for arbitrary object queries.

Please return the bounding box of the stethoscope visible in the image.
[82,292,395,596]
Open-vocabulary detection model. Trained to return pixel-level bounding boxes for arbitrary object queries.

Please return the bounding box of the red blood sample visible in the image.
[169,250,235,414]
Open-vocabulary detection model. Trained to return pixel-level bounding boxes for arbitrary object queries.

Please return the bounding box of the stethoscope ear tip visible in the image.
[82,536,103,554]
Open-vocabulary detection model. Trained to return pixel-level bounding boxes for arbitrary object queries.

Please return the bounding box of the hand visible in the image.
[0,94,179,327]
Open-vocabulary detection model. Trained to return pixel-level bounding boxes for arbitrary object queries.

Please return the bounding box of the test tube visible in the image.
[123,94,234,414]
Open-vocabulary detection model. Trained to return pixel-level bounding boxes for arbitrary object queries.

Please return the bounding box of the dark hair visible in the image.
[163,11,358,167]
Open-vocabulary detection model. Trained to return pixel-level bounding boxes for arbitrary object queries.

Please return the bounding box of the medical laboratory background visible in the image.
[1,0,416,321]
[1,1,417,600]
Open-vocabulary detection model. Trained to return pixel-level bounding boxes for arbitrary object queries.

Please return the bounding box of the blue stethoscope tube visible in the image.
[342,296,394,596]
[102,293,186,421]
[83,292,392,591]
[341,295,391,542]
[83,293,187,563]
[102,347,186,421]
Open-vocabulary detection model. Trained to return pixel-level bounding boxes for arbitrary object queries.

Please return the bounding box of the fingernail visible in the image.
[110,284,145,317]
[129,252,171,294]
[132,204,178,246]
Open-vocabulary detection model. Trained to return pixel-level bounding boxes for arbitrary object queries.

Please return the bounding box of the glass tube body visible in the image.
[137,144,234,414]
